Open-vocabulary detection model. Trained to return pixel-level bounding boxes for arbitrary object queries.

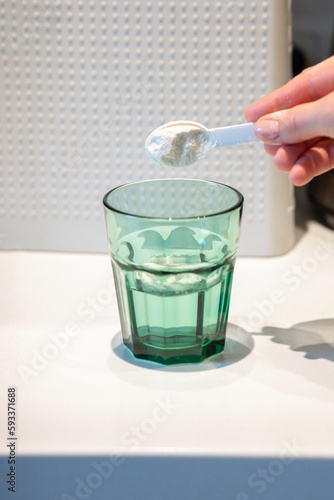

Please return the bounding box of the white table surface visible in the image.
[1,219,334,500]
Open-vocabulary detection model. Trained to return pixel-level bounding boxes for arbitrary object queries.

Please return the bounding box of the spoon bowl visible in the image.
[145,120,258,167]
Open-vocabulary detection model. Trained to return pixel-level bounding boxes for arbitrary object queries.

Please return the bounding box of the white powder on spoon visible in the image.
[145,122,215,167]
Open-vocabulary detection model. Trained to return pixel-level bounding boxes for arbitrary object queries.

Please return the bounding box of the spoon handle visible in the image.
[211,122,258,147]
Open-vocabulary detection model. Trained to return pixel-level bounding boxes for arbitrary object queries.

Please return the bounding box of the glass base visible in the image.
[123,325,226,365]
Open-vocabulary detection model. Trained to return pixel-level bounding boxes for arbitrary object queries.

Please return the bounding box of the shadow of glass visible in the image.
[258,318,334,396]
[107,323,255,390]
[262,318,334,363]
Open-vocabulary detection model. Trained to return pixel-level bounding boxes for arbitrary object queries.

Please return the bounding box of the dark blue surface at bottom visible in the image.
[0,454,333,500]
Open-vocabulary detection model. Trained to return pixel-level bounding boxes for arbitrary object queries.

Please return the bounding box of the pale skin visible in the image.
[245,56,334,186]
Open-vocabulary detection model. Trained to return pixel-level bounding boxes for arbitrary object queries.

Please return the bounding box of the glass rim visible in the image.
[103,178,244,221]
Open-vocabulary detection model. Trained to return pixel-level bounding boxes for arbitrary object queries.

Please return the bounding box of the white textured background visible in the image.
[0,0,295,255]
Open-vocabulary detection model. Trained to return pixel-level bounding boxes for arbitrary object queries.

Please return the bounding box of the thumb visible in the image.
[254,91,334,144]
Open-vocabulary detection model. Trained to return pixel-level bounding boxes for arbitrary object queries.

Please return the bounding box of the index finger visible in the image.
[245,56,334,122]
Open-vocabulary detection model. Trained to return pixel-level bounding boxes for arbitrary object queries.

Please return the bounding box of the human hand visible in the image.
[245,56,334,186]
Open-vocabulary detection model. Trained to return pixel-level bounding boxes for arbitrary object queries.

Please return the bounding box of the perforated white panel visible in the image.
[0,0,294,256]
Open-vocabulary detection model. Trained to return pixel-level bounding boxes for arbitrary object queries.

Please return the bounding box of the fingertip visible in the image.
[244,107,252,122]
[244,105,258,123]
[288,139,334,185]
[289,165,309,186]
[274,149,293,173]
[264,143,279,156]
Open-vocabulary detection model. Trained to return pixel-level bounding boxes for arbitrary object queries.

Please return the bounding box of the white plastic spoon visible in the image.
[145,120,258,167]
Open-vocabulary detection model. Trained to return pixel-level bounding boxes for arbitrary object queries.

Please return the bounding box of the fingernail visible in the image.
[255,119,279,141]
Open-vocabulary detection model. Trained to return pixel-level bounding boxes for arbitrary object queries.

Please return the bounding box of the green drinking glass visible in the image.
[103,178,243,365]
